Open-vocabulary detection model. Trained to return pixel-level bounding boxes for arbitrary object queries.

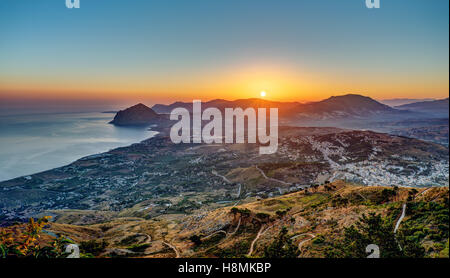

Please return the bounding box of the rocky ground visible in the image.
[31,182,449,258]
[1,127,448,224]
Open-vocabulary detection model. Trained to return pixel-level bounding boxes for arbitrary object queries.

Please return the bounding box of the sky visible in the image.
[0,0,448,108]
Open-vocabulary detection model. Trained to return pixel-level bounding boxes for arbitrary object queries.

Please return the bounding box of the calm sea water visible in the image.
[0,112,157,182]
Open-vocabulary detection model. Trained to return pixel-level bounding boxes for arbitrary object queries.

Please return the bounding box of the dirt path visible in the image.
[201,230,227,240]
[247,225,266,257]
[416,187,432,199]
[356,192,367,200]
[132,233,152,244]
[393,188,432,250]
[291,233,315,240]
[393,187,431,249]
[228,217,241,237]
[212,170,231,184]
[395,187,431,235]
[394,203,407,234]
[247,224,274,257]
[255,166,292,186]
[212,169,243,199]
[163,241,180,258]
[291,233,316,257]
[143,234,152,244]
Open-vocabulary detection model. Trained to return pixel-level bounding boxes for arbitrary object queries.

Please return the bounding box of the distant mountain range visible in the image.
[282,94,406,120]
[395,98,449,117]
[110,94,448,127]
[152,98,299,114]
[379,98,435,107]
[152,94,412,121]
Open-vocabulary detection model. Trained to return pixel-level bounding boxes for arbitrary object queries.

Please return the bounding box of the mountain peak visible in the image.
[326,94,378,102]
[128,103,151,110]
[318,94,393,111]
[110,103,160,126]
[132,103,149,107]
[281,93,400,120]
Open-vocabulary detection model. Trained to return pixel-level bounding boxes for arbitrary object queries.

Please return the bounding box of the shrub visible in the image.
[263,227,299,258]
[127,243,150,252]
[189,235,202,246]
[0,216,71,258]
[79,240,108,256]
[331,213,424,258]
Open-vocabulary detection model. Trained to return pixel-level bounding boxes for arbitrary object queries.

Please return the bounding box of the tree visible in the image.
[263,227,299,258]
[0,216,72,258]
[331,213,424,258]
[340,213,401,258]
[79,240,108,256]
[189,235,202,246]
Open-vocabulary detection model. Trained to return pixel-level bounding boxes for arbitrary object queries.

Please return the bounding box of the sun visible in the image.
[260,91,267,97]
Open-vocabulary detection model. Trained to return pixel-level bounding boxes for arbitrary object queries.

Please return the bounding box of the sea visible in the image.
[0,112,157,182]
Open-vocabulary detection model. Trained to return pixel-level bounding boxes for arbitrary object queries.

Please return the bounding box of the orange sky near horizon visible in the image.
[1,61,449,104]
[1,1,449,106]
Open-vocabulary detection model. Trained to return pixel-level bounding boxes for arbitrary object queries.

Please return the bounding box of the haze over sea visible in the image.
[0,111,157,181]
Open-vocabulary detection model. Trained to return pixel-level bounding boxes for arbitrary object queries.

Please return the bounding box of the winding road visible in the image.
[212,169,241,198]
[394,203,407,234]
[229,217,241,237]
[163,241,180,258]
[212,170,231,184]
[395,188,432,235]
[134,233,152,244]
[393,188,432,250]
[291,233,316,257]
[201,230,227,240]
[255,166,292,186]
[248,226,266,257]
[247,225,274,257]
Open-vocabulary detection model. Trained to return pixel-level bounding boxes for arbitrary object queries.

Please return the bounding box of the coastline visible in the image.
[0,112,159,182]
[0,130,160,184]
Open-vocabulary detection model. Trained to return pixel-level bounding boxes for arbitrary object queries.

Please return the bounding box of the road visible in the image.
[248,225,266,257]
[395,188,431,235]
[229,217,241,237]
[201,230,227,240]
[134,233,152,244]
[417,187,432,198]
[212,169,242,198]
[212,170,231,184]
[255,166,292,186]
[247,225,273,257]
[163,241,180,258]
[291,233,316,257]
[394,203,407,234]
[393,188,432,250]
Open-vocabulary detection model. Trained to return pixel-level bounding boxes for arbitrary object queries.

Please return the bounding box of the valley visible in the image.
[1,95,448,258]
[1,126,447,225]
[23,182,449,258]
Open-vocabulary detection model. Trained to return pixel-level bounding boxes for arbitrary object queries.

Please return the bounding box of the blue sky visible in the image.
[0,0,448,103]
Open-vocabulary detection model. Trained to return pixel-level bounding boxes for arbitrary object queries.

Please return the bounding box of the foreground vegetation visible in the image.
[1,182,448,258]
